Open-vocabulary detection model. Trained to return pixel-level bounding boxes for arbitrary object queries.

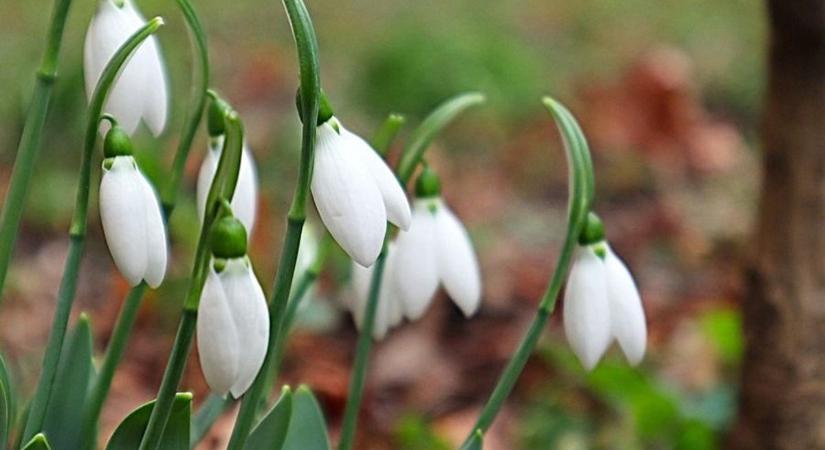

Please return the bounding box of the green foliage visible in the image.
[245,388,292,450]
[105,393,191,450]
[281,386,330,450]
[43,315,95,450]
[22,434,52,450]
[461,430,484,450]
[700,309,743,365]
[394,414,450,450]
[0,353,13,449]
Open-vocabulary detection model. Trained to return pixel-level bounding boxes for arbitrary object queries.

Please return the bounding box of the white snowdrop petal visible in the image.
[393,201,439,320]
[349,254,398,340]
[343,128,411,230]
[604,246,647,365]
[434,201,482,317]
[137,171,167,288]
[122,0,168,136]
[312,123,386,267]
[84,0,146,135]
[99,157,148,286]
[349,262,372,328]
[197,269,240,396]
[231,144,259,235]
[563,247,612,371]
[195,140,220,224]
[219,260,270,398]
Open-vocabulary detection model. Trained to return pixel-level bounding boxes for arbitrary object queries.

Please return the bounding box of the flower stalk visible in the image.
[459,97,595,447]
[18,18,165,447]
[137,103,244,450]
[224,0,320,446]
[337,92,485,450]
[77,2,209,447]
[0,0,74,304]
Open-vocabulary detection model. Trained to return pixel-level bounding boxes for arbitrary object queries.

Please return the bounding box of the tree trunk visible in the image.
[729,1,825,449]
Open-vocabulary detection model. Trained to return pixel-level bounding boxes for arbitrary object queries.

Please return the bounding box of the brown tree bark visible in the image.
[729,1,825,449]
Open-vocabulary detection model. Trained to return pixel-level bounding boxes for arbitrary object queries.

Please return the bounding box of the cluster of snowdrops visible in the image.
[0,0,648,449]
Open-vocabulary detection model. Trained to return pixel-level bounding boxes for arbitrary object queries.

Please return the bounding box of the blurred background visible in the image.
[0,0,765,448]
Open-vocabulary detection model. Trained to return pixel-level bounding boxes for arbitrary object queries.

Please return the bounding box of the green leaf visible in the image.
[0,353,14,447]
[282,386,330,450]
[460,430,483,450]
[22,433,52,450]
[245,387,293,450]
[43,314,94,450]
[105,393,191,450]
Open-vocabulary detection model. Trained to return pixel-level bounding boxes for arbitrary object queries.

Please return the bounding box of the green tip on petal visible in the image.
[209,215,248,259]
[579,211,606,246]
[103,125,134,158]
[415,166,442,198]
[296,88,334,126]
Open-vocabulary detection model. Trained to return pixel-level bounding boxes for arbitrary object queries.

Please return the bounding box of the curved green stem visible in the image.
[396,92,485,184]
[225,1,320,448]
[138,112,244,450]
[0,0,74,305]
[76,4,209,447]
[19,18,165,447]
[338,94,484,450]
[459,97,595,447]
[161,0,210,214]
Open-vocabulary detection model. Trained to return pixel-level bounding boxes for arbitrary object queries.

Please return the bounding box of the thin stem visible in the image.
[371,114,406,158]
[76,4,209,445]
[337,94,484,450]
[190,395,231,448]
[138,113,244,450]
[224,1,320,447]
[19,19,165,447]
[337,248,387,450]
[78,283,147,450]
[161,0,210,214]
[460,97,594,446]
[0,0,74,304]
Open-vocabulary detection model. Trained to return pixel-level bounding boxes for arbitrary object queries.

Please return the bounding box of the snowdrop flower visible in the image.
[98,124,167,287]
[349,245,404,340]
[197,216,269,398]
[84,0,169,136]
[563,213,647,370]
[392,168,482,320]
[197,136,258,235]
[311,116,411,267]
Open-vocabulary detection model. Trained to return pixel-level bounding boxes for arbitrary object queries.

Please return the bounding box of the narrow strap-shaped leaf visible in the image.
[0,353,14,448]
[282,386,330,450]
[43,314,93,450]
[21,434,51,450]
[460,430,484,450]
[244,388,293,450]
[106,393,191,450]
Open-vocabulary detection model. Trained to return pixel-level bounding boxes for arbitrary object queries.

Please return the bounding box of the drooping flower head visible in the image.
[98,123,167,287]
[196,215,269,398]
[84,0,169,136]
[345,167,482,340]
[196,103,259,236]
[392,167,482,319]
[308,95,411,267]
[563,212,647,370]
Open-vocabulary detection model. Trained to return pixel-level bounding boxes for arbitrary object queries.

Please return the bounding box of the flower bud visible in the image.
[103,124,134,158]
[209,215,248,259]
[295,89,335,126]
[414,166,441,198]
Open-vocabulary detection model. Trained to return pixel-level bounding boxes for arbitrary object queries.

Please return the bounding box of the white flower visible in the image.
[349,245,404,340]
[392,198,482,320]
[311,119,411,267]
[563,243,647,370]
[84,0,169,136]
[99,156,168,288]
[197,258,269,398]
[196,137,259,235]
